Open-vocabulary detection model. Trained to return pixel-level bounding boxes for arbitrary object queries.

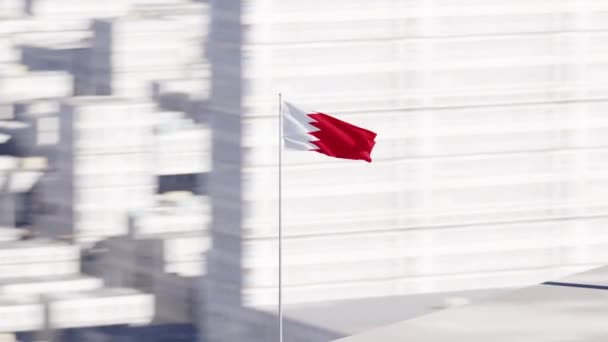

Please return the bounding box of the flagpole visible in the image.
[278,93,284,342]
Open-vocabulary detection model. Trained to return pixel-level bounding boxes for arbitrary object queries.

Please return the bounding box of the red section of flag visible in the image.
[307,113,377,163]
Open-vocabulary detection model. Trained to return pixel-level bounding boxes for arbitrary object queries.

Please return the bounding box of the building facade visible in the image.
[34,97,156,245]
[204,1,608,341]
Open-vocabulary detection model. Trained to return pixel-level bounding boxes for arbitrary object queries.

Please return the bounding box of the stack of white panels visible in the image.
[0,234,155,333]
[0,287,155,333]
[25,0,131,30]
[102,195,209,280]
[155,119,210,175]
[48,288,154,329]
[89,11,207,98]
[105,234,208,284]
[0,295,43,333]
[49,97,156,244]
[0,70,71,119]
[0,71,72,101]
[0,239,79,279]
[12,30,92,97]
[130,195,210,277]
[0,274,103,296]
[129,0,210,38]
[100,195,209,323]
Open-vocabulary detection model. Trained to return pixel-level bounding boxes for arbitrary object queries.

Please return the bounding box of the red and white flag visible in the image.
[282,101,377,163]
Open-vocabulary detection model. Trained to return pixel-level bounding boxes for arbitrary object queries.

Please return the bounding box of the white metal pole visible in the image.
[278,93,284,342]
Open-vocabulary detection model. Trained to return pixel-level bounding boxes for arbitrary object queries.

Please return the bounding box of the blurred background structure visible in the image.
[0,1,210,341]
[1,0,608,342]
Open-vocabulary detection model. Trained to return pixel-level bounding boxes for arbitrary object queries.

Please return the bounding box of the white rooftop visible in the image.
[334,266,608,342]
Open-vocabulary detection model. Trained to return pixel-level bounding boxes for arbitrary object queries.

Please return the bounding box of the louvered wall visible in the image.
[207,0,608,309]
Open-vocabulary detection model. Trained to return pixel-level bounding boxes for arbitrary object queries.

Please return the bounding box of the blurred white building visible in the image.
[0,67,71,120]
[204,1,608,341]
[34,97,156,245]
[85,2,209,98]
[0,227,154,341]
[0,1,211,341]
[99,193,210,324]
[155,116,210,177]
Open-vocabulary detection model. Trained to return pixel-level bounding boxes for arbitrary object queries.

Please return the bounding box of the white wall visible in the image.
[207,0,608,308]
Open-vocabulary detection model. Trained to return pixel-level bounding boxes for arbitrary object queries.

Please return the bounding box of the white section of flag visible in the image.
[281,101,319,151]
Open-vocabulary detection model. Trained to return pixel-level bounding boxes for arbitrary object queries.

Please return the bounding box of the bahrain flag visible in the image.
[282,101,377,163]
